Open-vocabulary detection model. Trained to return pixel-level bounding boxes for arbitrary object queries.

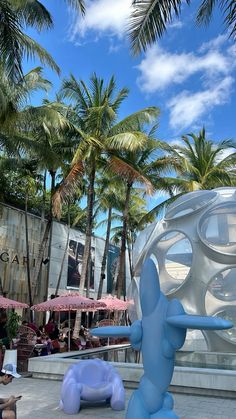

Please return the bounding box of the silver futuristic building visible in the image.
[132,187,236,352]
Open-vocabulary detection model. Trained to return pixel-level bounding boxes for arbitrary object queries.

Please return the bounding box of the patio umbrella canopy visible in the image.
[31,292,105,312]
[0,295,29,309]
[98,295,128,311]
[97,295,128,345]
[31,292,106,351]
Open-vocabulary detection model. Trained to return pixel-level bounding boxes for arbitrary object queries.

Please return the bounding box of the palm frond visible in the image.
[129,0,190,55]
[109,107,159,135]
[107,131,148,151]
[108,155,154,194]
[21,34,60,75]
[66,0,86,15]
[197,0,236,39]
[0,1,24,80]
[12,0,53,30]
[52,161,84,218]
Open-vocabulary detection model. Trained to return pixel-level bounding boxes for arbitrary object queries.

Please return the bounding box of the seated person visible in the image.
[61,321,70,339]
[78,327,88,350]
[49,332,60,354]
[39,333,52,356]
[0,363,22,419]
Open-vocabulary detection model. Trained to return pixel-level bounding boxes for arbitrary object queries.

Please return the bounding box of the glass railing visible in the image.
[62,345,236,370]
[63,343,140,363]
[175,350,236,370]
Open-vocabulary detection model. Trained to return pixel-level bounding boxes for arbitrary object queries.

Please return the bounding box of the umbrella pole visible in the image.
[108,311,110,346]
[68,309,71,352]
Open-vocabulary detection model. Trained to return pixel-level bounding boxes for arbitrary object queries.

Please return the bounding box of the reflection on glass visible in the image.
[165,234,192,281]
[198,203,236,255]
[208,268,236,302]
[155,231,192,294]
[214,307,236,343]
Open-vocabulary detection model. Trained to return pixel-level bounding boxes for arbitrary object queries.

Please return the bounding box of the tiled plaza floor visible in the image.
[0,377,235,419]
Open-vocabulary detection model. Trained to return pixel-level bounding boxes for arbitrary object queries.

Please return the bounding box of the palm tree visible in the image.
[129,0,236,54]
[54,73,159,297]
[53,74,159,335]
[170,128,236,190]
[110,135,180,298]
[0,66,52,154]
[95,175,126,299]
[110,189,156,283]
[23,100,80,301]
[141,128,236,222]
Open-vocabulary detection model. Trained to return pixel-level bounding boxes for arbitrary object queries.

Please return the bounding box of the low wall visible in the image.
[28,348,236,398]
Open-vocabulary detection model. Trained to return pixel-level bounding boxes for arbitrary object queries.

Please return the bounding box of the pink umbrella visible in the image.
[97,295,128,345]
[98,295,128,311]
[0,295,29,309]
[31,292,106,351]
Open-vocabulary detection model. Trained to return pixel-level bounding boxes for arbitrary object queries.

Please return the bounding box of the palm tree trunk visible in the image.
[41,169,47,222]
[73,160,96,337]
[31,219,52,302]
[55,205,70,296]
[116,182,132,299]
[44,170,56,299]
[32,170,55,303]
[25,193,33,317]
[97,206,112,300]
[127,234,134,281]
[80,161,96,293]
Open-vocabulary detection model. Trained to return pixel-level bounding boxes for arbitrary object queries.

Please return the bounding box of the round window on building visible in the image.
[157,231,192,294]
[208,268,236,302]
[198,203,236,256]
[165,190,217,221]
[213,307,236,344]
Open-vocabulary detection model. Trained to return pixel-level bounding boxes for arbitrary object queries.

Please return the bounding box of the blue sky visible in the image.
[24,0,236,235]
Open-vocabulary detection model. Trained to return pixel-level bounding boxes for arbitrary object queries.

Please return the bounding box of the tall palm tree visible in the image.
[54,73,159,297]
[53,74,159,335]
[110,135,180,298]
[129,0,236,54]
[95,175,125,299]
[110,189,156,283]
[24,100,79,301]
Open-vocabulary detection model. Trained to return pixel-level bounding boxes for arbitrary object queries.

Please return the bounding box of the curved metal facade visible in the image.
[133,187,236,351]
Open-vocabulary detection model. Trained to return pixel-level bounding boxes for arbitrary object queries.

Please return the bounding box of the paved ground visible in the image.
[0,377,235,419]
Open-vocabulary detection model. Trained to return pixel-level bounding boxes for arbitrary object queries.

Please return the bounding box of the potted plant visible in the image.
[3,311,21,366]
[6,311,21,349]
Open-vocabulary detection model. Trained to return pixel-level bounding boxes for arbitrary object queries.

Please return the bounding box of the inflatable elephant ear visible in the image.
[127,277,141,323]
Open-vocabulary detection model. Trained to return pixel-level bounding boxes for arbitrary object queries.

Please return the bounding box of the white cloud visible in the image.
[70,0,132,40]
[137,45,232,93]
[167,77,234,129]
[136,35,236,130]
[199,34,227,52]
[215,147,235,163]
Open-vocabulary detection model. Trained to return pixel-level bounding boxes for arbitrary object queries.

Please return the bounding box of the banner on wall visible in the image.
[67,239,95,289]
[106,244,120,293]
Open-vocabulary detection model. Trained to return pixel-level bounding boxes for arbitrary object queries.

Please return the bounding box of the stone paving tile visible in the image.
[0,377,235,419]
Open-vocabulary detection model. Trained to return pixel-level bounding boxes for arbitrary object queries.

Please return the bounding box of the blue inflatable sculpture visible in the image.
[92,259,233,419]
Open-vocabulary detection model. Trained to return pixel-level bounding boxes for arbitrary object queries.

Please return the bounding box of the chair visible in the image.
[60,358,125,414]
[16,325,37,371]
